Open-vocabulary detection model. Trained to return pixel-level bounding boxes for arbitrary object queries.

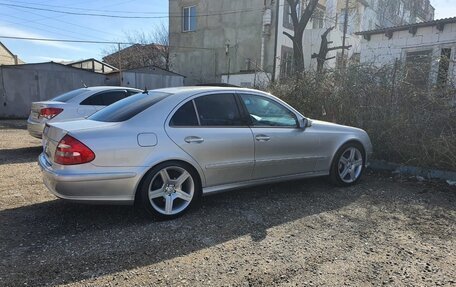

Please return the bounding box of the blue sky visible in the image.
[0,0,168,63]
[0,0,454,63]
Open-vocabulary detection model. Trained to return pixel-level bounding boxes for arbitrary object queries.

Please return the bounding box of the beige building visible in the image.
[0,42,24,65]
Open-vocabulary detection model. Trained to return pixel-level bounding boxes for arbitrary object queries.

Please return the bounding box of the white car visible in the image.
[27,86,141,138]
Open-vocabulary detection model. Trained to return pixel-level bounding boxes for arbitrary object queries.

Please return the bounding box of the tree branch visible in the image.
[322,26,335,38]
[327,45,352,51]
[283,31,294,41]
[297,0,319,30]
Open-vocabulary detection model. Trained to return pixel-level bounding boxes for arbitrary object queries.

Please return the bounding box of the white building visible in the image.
[356,17,456,86]
[169,0,435,86]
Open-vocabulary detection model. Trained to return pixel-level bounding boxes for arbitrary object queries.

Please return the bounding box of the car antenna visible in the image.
[143,86,148,94]
[81,80,87,88]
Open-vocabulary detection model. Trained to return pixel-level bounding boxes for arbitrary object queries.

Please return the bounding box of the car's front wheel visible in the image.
[138,161,201,220]
[330,142,365,186]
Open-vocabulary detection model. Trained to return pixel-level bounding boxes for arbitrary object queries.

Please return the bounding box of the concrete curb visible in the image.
[368,160,456,182]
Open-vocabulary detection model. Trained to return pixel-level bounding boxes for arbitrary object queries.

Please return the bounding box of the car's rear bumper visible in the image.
[38,153,139,204]
[27,119,44,139]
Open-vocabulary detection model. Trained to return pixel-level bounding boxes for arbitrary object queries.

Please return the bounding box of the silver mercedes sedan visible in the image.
[39,86,372,220]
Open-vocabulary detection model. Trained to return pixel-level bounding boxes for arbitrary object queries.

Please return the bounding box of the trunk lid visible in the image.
[42,120,119,164]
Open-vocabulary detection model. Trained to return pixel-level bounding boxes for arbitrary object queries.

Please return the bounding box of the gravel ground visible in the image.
[0,120,455,287]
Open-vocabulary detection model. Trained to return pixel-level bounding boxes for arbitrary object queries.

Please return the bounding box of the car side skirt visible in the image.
[202,170,329,195]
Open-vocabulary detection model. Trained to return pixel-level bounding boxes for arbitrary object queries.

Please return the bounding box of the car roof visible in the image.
[153,86,266,95]
[83,86,142,92]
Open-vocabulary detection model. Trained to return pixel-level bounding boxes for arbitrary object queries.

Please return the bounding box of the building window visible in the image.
[405,50,432,87]
[437,48,451,85]
[338,8,356,34]
[283,0,300,29]
[398,1,404,17]
[183,6,197,32]
[280,46,294,78]
[312,6,325,29]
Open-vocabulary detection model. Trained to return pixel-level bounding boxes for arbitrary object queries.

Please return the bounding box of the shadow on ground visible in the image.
[0,177,362,286]
[0,120,27,130]
[0,146,42,165]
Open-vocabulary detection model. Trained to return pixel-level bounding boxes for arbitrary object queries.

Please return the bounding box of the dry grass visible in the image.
[269,65,456,171]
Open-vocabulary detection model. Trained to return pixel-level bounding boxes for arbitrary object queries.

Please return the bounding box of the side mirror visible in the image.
[298,118,312,129]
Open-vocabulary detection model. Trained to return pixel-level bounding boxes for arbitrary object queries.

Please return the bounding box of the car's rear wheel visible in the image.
[138,161,201,220]
[330,142,365,186]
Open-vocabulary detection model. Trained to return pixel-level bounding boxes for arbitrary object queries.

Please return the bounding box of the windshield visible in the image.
[89,92,172,122]
[50,89,87,102]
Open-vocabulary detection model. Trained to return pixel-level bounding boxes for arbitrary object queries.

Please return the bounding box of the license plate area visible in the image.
[44,142,51,159]
[32,111,39,120]
[43,124,50,136]
[42,126,55,163]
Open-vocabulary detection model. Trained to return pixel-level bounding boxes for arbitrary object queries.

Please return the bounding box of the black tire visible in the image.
[138,161,202,220]
[330,142,365,187]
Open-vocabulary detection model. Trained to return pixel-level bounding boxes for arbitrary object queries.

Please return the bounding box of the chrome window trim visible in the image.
[191,99,201,126]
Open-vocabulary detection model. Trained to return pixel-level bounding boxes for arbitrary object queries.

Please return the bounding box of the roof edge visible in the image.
[356,16,456,36]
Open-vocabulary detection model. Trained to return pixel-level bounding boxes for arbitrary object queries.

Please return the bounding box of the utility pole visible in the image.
[225,43,230,84]
[117,43,122,85]
[341,0,349,69]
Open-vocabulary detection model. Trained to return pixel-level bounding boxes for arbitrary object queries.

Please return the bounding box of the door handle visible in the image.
[184,136,204,144]
[255,134,271,142]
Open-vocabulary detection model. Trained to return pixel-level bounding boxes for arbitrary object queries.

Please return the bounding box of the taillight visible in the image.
[39,108,63,120]
[54,135,95,165]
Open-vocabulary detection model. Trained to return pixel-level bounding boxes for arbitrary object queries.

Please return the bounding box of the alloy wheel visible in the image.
[338,147,363,184]
[148,166,195,215]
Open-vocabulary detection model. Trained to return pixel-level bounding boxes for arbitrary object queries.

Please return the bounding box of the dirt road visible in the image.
[1,120,454,286]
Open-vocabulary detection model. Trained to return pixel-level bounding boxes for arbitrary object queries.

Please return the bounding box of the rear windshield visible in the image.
[51,88,87,102]
[89,92,171,122]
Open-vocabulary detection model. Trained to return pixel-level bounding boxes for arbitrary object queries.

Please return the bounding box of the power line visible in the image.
[0,35,135,45]
[0,35,217,50]
[5,5,120,40]
[0,13,90,41]
[0,9,110,42]
[0,3,260,19]
[0,0,144,43]
[2,0,170,15]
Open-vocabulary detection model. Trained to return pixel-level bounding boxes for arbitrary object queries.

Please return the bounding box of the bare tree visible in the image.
[311,26,352,73]
[283,0,319,73]
[150,22,170,69]
[102,22,170,70]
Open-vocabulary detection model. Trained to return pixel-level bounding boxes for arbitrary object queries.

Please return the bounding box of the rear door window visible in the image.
[80,93,104,106]
[51,89,86,102]
[127,90,141,96]
[102,91,127,105]
[80,90,127,106]
[194,94,243,126]
[170,101,199,126]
